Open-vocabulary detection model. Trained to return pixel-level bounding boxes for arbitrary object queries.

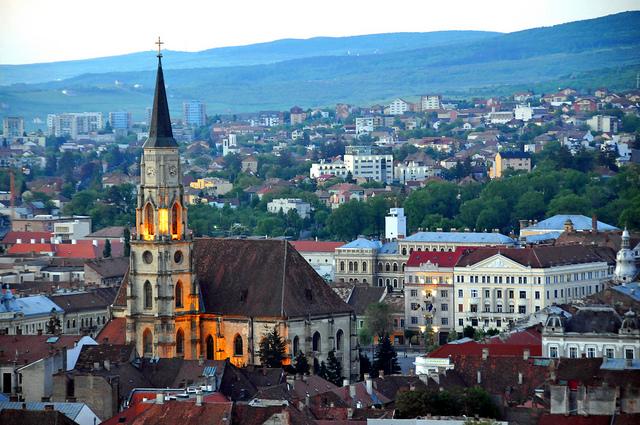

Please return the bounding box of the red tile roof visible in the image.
[406,247,473,268]
[456,245,616,268]
[1,231,53,245]
[428,341,541,358]
[96,318,127,345]
[102,400,233,425]
[0,335,84,366]
[486,326,542,346]
[290,240,345,253]
[8,240,124,259]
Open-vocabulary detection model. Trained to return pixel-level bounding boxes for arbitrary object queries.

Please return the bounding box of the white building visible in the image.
[47,113,103,139]
[343,145,393,183]
[355,117,375,135]
[267,198,312,219]
[614,229,638,283]
[222,133,237,156]
[543,307,639,360]
[0,290,65,335]
[394,161,440,183]
[3,116,24,138]
[53,219,92,242]
[587,115,618,133]
[514,104,533,122]
[453,245,615,331]
[309,159,348,179]
[183,100,206,127]
[488,111,514,125]
[388,99,410,116]
[420,95,442,111]
[385,208,406,240]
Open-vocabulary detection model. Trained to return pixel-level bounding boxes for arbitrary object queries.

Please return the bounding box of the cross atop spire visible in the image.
[155,36,164,58]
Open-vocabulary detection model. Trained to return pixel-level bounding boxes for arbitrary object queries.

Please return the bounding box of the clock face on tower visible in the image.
[146,166,156,176]
[169,165,177,176]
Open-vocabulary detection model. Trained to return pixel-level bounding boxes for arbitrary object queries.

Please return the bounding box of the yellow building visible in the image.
[189,177,233,196]
[489,151,531,179]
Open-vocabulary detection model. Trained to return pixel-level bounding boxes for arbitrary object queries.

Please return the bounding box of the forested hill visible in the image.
[1,11,639,123]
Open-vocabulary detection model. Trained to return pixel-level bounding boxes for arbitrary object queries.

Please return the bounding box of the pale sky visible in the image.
[1,0,639,64]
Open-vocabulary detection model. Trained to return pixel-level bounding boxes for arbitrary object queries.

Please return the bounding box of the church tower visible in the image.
[126,42,199,359]
[614,228,638,284]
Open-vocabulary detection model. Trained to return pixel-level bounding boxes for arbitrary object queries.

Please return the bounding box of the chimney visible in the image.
[347,408,354,419]
[409,384,416,391]
[16,238,22,244]
[156,393,164,405]
[104,359,111,371]
[92,240,98,247]
[523,348,530,360]
[286,374,295,389]
[378,369,384,378]
[40,238,45,243]
[343,378,350,387]
[71,239,77,245]
[592,214,597,233]
[93,361,100,371]
[477,370,482,384]
[482,348,489,360]
[305,392,310,407]
[518,372,523,385]
[349,384,356,399]
[196,392,203,406]
[365,374,373,395]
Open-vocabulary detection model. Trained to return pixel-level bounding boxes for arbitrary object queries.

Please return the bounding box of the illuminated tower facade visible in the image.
[126,43,199,359]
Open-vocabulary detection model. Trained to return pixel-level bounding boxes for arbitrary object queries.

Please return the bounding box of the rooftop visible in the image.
[339,238,382,250]
[404,231,515,245]
[289,240,345,253]
[406,247,471,268]
[523,214,619,232]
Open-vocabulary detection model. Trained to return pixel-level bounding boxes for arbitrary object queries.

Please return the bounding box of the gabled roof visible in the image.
[84,256,129,279]
[143,57,178,149]
[85,226,126,238]
[194,238,353,318]
[96,317,127,344]
[48,287,118,313]
[0,335,83,366]
[347,285,386,316]
[290,240,344,253]
[406,247,472,268]
[1,231,52,245]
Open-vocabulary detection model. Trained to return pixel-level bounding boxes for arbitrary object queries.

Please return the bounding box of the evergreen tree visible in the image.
[46,309,62,335]
[293,351,310,375]
[325,350,343,386]
[313,357,320,375]
[318,360,329,381]
[103,239,112,258]
[359,349,372,380]
[447,330,459,342]
[257,326,287,368]
[372,334,400,377]
[123,227,131,257]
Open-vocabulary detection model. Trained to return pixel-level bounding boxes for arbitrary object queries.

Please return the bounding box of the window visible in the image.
[410,289,418,297]
[206,335,214,360]
[411,316,418,324]
[470,305,478,313]
[458,304,463,313]
[569,347,578,358]
[484,304,491,313]
[471,318,478,326]
[496,303,503,313]
[458,289,463,298]
[441,317,448,325]
[340,261,345,272]
[175,280,183,308]
[484,289,490,298]
[535,291,540,300]
[470,289,478,298]
[144,281,153,309]
[385,263,390,272]
[496,319,502,327]
[496,290,502,299]
[144,203,155,237]
[605,348,614,359]
[143,328,153,356]
[234,334,243,356]
[312,331,321,352]
[176,328,185,355]
[441,304,448,311]
[440,290,448,298]
[393,263,398,272]
[519,291,526,299]
[549,346,558,358]
[508,290,514,299]
[171,202,181,238]
[509,304,515,313]
[625,349,634,360]
[459,319,464,326]
[336,330,344,351]
[362,262,367,272]
[587,347,596,358]
[518,305,526,314]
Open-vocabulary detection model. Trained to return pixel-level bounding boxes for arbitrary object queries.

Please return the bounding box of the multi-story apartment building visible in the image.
[183,100,206,127]
[47,112,103,138]
[290,106,306,125]
[108,111,132,130]
[309,159,348,179]
[343,145,393,183]
[489,151,532,179]
[587,115,618,134]
[355,117,374,135]
[388,98,411,115]
[267,198,312,219]
[420,95,442,111]
[404,249,467,342]
[452,245,616,332]
[2,116,24,138]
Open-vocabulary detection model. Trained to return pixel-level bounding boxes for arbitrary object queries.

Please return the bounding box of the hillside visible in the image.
[1,11,639,125]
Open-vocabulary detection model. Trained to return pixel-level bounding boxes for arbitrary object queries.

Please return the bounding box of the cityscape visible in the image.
[1,2,640,425]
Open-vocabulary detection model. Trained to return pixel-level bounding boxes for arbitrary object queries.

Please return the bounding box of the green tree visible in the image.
[359,349,372,380]
[257,326,287,368]
[547,193,591,216]
[463,326,475,339]
[123,227,131,257]
[372,334,400,377]
[363,302,393,339]
[293,351,310,375]
[324,350,343,386]
[46,309,62,335]
[423,324,438,352]
[447,330,459,342]
[102,239,112,258]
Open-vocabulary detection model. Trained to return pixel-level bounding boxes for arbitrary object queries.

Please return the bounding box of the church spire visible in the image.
[144,37,177,148]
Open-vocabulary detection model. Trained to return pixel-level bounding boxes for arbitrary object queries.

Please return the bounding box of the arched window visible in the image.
[144,203,155,238]
[363,279,367,283]
[393,263,398,272]
[393,278,398,288]
[385,263,390,272]
[336,329,344,351]
[233,334,243,356]
[378,278,383,286]
[175,280,183,308]
[176,328,184,355]
[402,263,406,272]
[354,262,358,272]
[402,248,407,255]
[144,281,153,309]
[362,262,367,272]
[312,331,321,352]
[206,335,214,360]
[377,262,383,272]
[340,261,345,272]
[348,261,354,272]
[293,336,299,355]
[143,328,153,357]
[171,203,181,239]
